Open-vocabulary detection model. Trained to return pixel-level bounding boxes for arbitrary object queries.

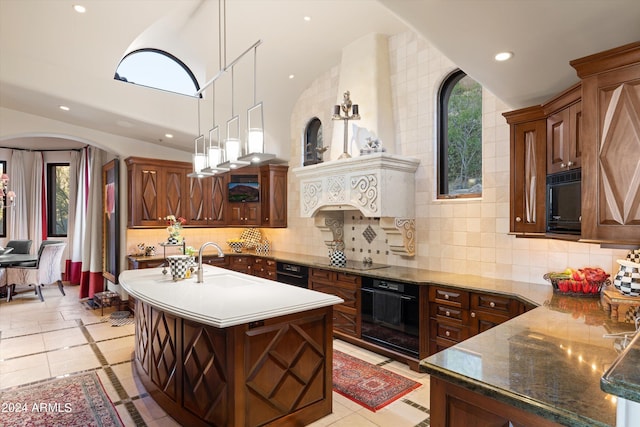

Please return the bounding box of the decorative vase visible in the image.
[168,236,179,244]
[330,249,346,267]
[228,241,243,253]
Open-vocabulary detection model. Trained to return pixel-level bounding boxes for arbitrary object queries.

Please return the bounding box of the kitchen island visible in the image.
[422,293,636,427]
[119,266,343,427]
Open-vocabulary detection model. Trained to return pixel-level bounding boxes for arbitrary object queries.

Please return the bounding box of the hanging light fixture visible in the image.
[187,98,214,178]
[195,0,277,169]
[238,45,274,164]
[201,82,229,174]
[217,65,249,169]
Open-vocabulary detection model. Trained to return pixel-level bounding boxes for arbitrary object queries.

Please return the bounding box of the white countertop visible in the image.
[119,266,344,328]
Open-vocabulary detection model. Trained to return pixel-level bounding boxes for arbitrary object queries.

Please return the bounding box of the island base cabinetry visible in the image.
[134,299,334,427]
[430,377,561,427]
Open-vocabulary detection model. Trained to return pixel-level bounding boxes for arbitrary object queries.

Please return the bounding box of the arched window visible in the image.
[304,117,323,166]
[437,69,482,198]
[114,48,200,97]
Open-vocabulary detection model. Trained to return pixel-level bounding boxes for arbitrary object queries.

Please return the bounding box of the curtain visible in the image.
[8,150,29,242]
[78,147,105,298]
[30,153,45,253]
[65,150,85,284]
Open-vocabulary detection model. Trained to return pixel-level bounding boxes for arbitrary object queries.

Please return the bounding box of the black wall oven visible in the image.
[546,168,581,235]
[276,262,309,288]
[361,279,419,358]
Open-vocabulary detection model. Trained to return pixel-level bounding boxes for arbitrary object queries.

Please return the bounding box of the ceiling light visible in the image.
[289,74,295,79]
[494,51,513,62]
[73,4,86,13]
[59,105,70,111]
[304,16,311,22]
[164,133,173,138]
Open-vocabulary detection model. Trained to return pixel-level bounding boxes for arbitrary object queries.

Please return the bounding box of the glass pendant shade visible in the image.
[208,146,223,167]
[192,153,207,173]
[225,138,242,162]
[247,128,264,154]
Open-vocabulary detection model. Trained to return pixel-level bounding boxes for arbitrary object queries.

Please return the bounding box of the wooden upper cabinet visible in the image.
[571,42,640,243]
[126,157,190,227]
[187,173,227,226]
[545,85,582,174]
[503,106,547,235]
[261,164,288,228]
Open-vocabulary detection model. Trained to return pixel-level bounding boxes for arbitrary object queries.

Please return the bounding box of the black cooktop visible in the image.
[315,260,390,271]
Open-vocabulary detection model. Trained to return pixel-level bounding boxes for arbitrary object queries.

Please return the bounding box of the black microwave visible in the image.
[546,169,581,234]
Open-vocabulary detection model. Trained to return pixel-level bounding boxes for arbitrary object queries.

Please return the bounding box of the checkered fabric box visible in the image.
[167,255,193,280]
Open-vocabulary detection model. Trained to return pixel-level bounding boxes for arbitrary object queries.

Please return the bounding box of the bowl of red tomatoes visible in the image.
[544,267,610,297]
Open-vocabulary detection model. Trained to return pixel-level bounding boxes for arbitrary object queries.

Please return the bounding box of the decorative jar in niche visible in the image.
[329,240,346,267]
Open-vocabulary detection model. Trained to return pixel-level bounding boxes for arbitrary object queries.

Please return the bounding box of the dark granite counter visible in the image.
[601,331,640,404]
[421,293,635,427]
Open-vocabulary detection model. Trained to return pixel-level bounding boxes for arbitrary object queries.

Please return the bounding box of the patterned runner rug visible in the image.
[333,349,421,411]
[0,371,123,427]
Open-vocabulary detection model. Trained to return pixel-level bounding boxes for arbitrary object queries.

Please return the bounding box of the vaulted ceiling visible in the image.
[1,0,639,154]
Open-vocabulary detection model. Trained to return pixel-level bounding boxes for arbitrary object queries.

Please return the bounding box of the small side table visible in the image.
[93,291,121,316]
[601,286,640,323]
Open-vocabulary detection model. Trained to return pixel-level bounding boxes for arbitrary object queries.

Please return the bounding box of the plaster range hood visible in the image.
[292,153,420,256]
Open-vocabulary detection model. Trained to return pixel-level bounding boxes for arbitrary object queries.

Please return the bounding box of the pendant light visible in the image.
[218,65,249,169]
[187,98,214,178]
[201,82,229,174]
[238,45,274,164]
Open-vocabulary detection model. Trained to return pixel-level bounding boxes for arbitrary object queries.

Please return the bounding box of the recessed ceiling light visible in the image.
[165,133,174,138]
[59,105,70,111]
[288,74,295,79]
[494,51,513,62]
[73,4,86,13]
[303,16,311,22]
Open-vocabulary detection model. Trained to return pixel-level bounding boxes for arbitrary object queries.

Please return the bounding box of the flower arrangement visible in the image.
[165,215,186,243]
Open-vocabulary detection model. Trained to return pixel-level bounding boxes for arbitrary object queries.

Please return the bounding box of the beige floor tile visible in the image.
[111,362,147,398]
[0,323,42,339]
[42,327,88,350]
[358,399,429,426]
[38,319,80,333]
[0,353,51,389]
[0,334,45,359]
[145,415,182,426]
[97,336,135,365]
[326,411,379,426]
[96,368,121,403]
[134,395,172,421]
[47,344,102,377]
[114,403,136,426]
[85,322,135,342]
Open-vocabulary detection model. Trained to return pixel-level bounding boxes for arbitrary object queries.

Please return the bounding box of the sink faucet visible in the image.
[196,242,225,283]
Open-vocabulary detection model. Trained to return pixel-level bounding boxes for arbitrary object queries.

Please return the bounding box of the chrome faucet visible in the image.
[196,242,225,283]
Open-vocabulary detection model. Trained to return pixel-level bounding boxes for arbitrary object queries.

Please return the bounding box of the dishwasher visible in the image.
[276,262,309,288]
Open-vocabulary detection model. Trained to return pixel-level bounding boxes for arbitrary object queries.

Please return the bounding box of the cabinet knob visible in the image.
[445,331,451,337]
[444,294,450,300]
[567,161,574,167]
[265,217,269,221]
[489,302,496,308]
[445,310,451,317]
[515,217,522,222]
[471,312,476,318]
[561,162,567,168]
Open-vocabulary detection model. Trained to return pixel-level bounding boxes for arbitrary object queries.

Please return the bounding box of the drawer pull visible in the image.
[445,310,451,317]
[444,294,450,300]
[445,331,450,337]
[490,302,496,308]
[471,312,476,318]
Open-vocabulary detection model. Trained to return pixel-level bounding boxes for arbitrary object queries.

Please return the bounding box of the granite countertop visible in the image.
[601,329,640,404]
[421,293,636,427]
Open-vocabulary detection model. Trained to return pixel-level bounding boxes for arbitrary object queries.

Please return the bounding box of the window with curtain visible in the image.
[47,163,70,237]
[437,69,483,199]
[114,48,201,97]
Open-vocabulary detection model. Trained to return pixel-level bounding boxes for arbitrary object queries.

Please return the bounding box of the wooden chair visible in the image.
[6,242,66,302]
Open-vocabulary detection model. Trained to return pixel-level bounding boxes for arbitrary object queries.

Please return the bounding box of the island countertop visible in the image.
[421,293,636,427]
[119,265,344,328]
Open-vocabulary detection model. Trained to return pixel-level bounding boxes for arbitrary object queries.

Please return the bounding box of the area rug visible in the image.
[333,350,421,412]
[0,371,123,427]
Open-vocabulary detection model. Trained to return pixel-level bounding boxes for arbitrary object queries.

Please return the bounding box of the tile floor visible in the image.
[0,284,431,426]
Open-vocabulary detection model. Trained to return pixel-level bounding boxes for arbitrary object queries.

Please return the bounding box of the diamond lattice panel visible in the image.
[600,83,640,225]
[183,324,228,424]
[151,311,177,398]
[141,171,158,220]
[135,302,150,374]
[189,179,205,220]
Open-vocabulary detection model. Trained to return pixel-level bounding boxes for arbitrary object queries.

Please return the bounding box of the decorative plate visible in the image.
[240,228,262,249]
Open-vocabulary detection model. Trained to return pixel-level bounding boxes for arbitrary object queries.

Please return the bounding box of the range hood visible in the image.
[292,153,420,256]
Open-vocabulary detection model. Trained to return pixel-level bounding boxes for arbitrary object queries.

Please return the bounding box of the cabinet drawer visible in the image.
[431,303,468,323]
[230,256,250,266]
[471,293,517,315]
[429,286,469,308]
[311,281,358,308]
[310,268,335,281]
[333,306,358,337]
[432,321,470,343]
[337,272,360,286]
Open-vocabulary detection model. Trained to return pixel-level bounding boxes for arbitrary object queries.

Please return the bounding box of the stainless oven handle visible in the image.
[276,271,306,280]
[401,295,416,301]
[361,288,375,294]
